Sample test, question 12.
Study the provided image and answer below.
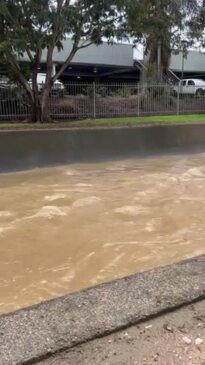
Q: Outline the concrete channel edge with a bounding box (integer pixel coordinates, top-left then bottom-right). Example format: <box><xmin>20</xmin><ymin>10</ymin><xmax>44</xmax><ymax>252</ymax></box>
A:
<box><xmin>2</xmin><ymin>124</ymin><xmax>205</xmax><ymax>172</ymax></box>
<box><xmin>0</xmin><ymin>255</ymin><xmax>205</xmax><ymax>365</ymax></box>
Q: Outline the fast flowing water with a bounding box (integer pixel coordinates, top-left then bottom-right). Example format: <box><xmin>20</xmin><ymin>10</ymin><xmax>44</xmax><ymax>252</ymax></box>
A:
<box><xmin>0</xmin><ymin>154</ymin><xmax>205</xmax><ymax>314</ymax></box>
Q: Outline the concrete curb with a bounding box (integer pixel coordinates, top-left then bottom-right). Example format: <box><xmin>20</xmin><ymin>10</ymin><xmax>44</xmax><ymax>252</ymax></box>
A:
<box><xmin>0</xmin><ymin>255</ymin><xmax>205</xmax><ymax>364</ymax></box>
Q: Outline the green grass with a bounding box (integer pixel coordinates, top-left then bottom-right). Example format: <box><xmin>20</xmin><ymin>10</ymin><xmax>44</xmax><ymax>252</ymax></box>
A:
<box><xmin>1</xmin><ymin>114</ymin><xmax>205</xmax><ymax>130</ymax></box>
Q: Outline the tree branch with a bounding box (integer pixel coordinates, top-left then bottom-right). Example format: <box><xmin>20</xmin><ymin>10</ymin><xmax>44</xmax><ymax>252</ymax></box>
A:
<box><xmin>5</xmin><ymin>51</ymin><xmax>33</xmax><ymax>101</ymax></box>
<box><xmin>52</xmin><ymin>43</ymin><xmax>79</xmax><ymax>82</ymax></box>
<box><xmin>78</xmin><ymin>41</ymin><xmax>93</xmax><ymax>50</ymax></box>
<box><xmin>24</xmin><ymin>45</ymin><xmax>34</xmax><ymax>63</ymax></box>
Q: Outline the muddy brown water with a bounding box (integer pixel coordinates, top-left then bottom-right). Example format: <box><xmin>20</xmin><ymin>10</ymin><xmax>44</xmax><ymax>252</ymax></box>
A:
<box><xmin>0</xmin><ymin>154</ymin><xmax>205</xmax><ymax>314</ymax></box>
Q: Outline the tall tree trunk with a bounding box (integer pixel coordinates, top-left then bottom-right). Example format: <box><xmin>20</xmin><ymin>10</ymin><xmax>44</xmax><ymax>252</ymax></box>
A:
<box><xmin>38</xmin><ymin>45</ymin><xmax>54</xmax><ymax>123</ymax></box>
<box><xmin>30</xmin><ymin>93</ymin><xmax>41</xmax><ymax>122</ymax></box>
<box><xmin>29</xmin><ymin>49</ymin><xmax>43</xmax><ymax>122</ymax></box>
<box><xmin>28</xmin><ymin>89</ymin><xmax>51</xmax><ymax>123</ymax></box>
<box><xmin>40</xmin><ymin>85</ymin><xmax>52</xmax><ymax>122</ymax></box>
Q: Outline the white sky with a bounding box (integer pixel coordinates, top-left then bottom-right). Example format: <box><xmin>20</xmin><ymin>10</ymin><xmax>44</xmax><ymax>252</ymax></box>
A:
<box><xmin>133</xmin><ymin>45</ymin><xmax>144</xmax><ymax>60</ymax></box>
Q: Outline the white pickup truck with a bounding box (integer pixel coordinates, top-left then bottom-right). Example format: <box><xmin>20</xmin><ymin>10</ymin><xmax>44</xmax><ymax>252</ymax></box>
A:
<box><xmin>173</xmin><ymin>79</ymin><xmax>205</xmax><ymax>96</ymax></box>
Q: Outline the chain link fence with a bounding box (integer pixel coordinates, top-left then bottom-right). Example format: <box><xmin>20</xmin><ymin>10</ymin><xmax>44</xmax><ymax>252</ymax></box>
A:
<box><xmin>0</xmin><ymin>82</ymin><xmax>205</xmax><ymax>121</ymax></box>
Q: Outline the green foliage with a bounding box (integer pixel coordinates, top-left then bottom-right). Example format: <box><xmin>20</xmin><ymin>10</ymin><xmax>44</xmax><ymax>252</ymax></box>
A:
<box><xmin>0</xmin><ymin>2</ymin><xmax>119</xmax><ymax>74</ymax></box>
<box><xmin>187</xmin><ymin>1</ymin><xmax>205</xmax><ymax>48</ymax></box>
<box><xmin>0</xmin><ymin>0</ymin><xmax>202</xmax><ymax>121</ymax></box>
<box><xmin>0</xmin><ymin>85</ymin><xmax>22</xmax><ymax>101</ymax></box>
<box><xmin>124</xmin><ymin>0</ymin><xmax>198</xmax><ymax>80</ymax></box>
<box><xmin>115</xmin><ymin>85</ymin><xmax>130</xmax><ymax>97</ymax></box>
<box><xmin>144</xmin><ymin>64</ymin><xmax>159</xmax><ymax>84</ymax></box>
<box><xmin>8</xmin><ymin>64</ymin><xmax>31</xmax><ymax>82</ymax></box>
<box><xmin>0</xmin><ymin>0</ymin><xmax>123</xmax><ymax>120</ymax></box>
<box><xmin>0</xmin><ymin>0</ymin><xmax>121</xmax><ymax>59</ymax></box>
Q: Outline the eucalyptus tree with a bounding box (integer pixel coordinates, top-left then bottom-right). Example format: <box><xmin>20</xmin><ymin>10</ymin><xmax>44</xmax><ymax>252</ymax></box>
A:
<box><xmin>0</xmin><ymin>0</ymin><xmax>122</xmax><ymax>122</ymax></box>
<box><xmin>124</xmin><ymin>0</ymin><xmax>198</xmax><ymax>82</ymax></box>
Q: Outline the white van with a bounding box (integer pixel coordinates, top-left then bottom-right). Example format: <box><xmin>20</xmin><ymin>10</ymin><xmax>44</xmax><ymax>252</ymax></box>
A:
<box><xmin>28</xmin><ymin>73</ymin><xmax>64</xmax><ymax>93</ymax></box>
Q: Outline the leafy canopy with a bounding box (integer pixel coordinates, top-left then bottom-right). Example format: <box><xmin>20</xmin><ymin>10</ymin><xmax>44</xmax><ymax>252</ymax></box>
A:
<box><xmin>0</xmin><ymin>0</ymin><xmax>121</xmax><ymax>81</ymax></box>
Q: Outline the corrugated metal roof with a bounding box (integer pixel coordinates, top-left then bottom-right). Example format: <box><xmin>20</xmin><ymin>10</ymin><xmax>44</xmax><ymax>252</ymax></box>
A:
<box><xmin>21</xmin><ymin>40</ymin><xmax>205</xmax><ymax>74</ymax></box>
<box><xmin>21</xmin><ymin>39</ymin><xmax>133</xmax><ymax>67</ymax></box>
<box><xmin>170</xmin><ymin>50</ymin><xmax>205</xmax><ymax>72</ymax></box>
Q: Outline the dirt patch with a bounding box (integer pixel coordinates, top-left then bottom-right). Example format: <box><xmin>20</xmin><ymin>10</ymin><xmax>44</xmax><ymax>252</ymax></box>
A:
<box><xmin>37</xmin><ymin>300</ymin><xmax>205</xmax><ymax>365</ymax></box>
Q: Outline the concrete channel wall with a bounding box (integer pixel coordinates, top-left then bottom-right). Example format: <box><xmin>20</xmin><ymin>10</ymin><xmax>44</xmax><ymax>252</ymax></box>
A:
<box><xmin>1</xmin><ymin>125</ymin><xmax>205</xmax><ymax>364</ymax></box>
<box><xmin>1</xmin><ymin>124</ymin><xmax>205</xmax><ymax>172</ymax></box>
<box><xmin>0</xmin><ymin>255</ymin><xmax>205</xmax><ymax>365</ymax></box>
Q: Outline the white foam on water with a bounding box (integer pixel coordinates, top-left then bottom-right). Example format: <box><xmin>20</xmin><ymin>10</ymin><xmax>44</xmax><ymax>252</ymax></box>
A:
<box><xmin>0</xmin><ymin>211</ymin><xmax>13</xmax><ymax>218</ymax></box>
<box><xmin>29</xmin><ymin>206</ymin><xmax>70</xmax><ymax>219</ymax></box>
<box><xmin>103</xmin><ymin>241</ymin><xmax>139</xmax><ymax>248</ymax></box>
<box><xmin>61</xmin><ymin>271</ymin><xmax>76</xmax><ymax>282</ymax></box>
<box><xmin>75</xmin><ymin>183</ymin><xmax>93</xmax><ymax>187</ymax></box>
<box><xmin>51</xmin><ymin>264</ymin><xmax>71</xmax><ymax>273</ymax></box>
<box><xmin>145</xmin><ymin>219</ymin><xmax>160</xmax><ymax>232</ymax></box>
<box><xmin>135</xmin><ymin>189</ymin><xmax>158</xmax><ymax>199</ymax></box>
<box><xmin>181</xmin><ymin>167</ymin><xmax>205</xmax><ymax>180</ymax></box>
<box><xmin>114</xmin><ymin>205</ymin><xmax>146</xmax><ymax>216</ymax></box>
<box><xmin>72</xmin><ymin>196</ymin><xmax>102</xmax><ymax>208</ymax></box>
<box><xmin>90</xmin><ymin>253</ymin><xmax>126</xmax><ymax>285</ymax></box>
<box><xmin>65</xmin><ymin>169</ymin><xmax>79</xmax><ymax>176</ymax></box>
<box><xmin>0</xmin><ymin>225</ymin><xmax>13</xmax><ymax>235</ymax></box>
<box><xmin>188</xmin><ymin>167</ymin><xmax>205</xmax><ymax>177</ymax></box>
<box><xmin>168</xmin><ymin>176</ymin><xmax>178</xmax><ymax>183</ymax></box>
<box><xmin>44</xmin><ymin>194</ymin><xmax>66</xmax><ymax>202</ymax></box>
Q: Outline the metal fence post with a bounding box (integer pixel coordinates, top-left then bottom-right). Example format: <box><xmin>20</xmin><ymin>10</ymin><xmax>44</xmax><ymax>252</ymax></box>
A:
<box><xmin>93</xmin><ymin>81</ymin><xmax>96</xmax><ymax>119</ymax></box>
<box><xmin>137</xmin><ymin>83</ymin><xmax>140</xmax><ymax>116</ymax></box>
<box><xmin>177</xmin><ymin>83</ymin><xmax>180</xmax><ymax>115</ymax></box>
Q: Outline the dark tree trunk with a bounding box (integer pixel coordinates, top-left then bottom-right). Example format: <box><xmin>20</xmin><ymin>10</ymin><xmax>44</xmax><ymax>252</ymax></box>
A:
<box><xmin>41</xmin><ymin>83</ymin><xmax>53</xmax><ymax>123</ymax></box>
<box><xmin>30</xmin><ymin>95</ymin><xmax>42</xmax><ymax>123</ymax></box>
<box><xmin>27</xmin><ymin>74</ymin><xmax>52</xmax><ymax>123</ymax></box>
<box><xmin>29</xmin><ymin>92</ymin><xmax>52</xmax><ymax>123</ymax></box>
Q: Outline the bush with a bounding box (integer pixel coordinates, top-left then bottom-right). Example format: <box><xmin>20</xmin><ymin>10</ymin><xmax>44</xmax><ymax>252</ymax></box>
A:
<box><xmin>0</xmin><ymin>85</ymin><xmax>23</xmax><ymax>101</ymax></box>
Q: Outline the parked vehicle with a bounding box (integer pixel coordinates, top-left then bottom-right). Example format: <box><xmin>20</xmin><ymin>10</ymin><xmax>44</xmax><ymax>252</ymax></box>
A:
<box><xmin>28</xmin><ymin>73</ymin><xmax>64</xmax><ymax>94</ymax></box>
<box><xmin>173</xmin><ymin>79</ymin><xmax>205</xmax><ymax>97</ymax></box>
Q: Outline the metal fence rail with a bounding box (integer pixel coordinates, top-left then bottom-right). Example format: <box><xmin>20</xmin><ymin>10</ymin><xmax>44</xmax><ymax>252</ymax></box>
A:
<box><xmin>0</xmin><ymin>82</ymin><xmax>205</xmax><ymax>121</ymax></box>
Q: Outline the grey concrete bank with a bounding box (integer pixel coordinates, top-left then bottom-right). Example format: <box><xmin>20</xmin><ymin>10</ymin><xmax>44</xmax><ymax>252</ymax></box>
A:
<box><xmin>1</xmin><ymin>124</ymin><xmax>205</xmax><ymax>172</ymax></box>
<box><xmin>0</xmin><ymin>255</ymin><xmax>205</xmax><ymax>365</ymax></box>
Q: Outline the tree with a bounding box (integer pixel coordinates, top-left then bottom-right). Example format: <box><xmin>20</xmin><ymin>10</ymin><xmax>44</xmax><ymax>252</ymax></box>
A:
<box><xmin>188</xmin><ymin>0</ymin><xmax>205</xmax><ymax>47</ymax></box>
<box><xmin>0</xmin><ymin>0</ymin><xmax>121</xmax><ymax>122</ymax></box>
<box><xmin>124</xmin><ymin>0</ymin><xmax>198</xmax><ymax>82</ymax></box>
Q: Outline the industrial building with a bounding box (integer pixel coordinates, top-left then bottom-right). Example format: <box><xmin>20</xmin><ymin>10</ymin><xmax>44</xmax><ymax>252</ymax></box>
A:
<box><xmin>1</xmin><ymin>38</ymin><xmax>205</xmax><ymax>83</ymax></box>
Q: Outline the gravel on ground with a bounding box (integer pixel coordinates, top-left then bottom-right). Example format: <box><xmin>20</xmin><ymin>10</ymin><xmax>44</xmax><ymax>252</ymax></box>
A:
<box><xmin>37</xmin><ymin>300</ymin><xmax>205</xmax><ymax>365</ymax></box>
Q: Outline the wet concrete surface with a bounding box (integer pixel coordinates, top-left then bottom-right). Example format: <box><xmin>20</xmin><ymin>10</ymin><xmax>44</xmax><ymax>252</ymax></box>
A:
<box><xmin>1</xmin><ymin>124</ymin><xmax>205</xmax><ymax>173</ymax></box>
<box><xmin>37</xmin><ymin>300</ymin><xmax>205</xmax><ymax>365</ymax></box>
<box><xmin>0</xmin><ymin>255</ymin><xmax>204</xmax><ymax>365</ymax></box>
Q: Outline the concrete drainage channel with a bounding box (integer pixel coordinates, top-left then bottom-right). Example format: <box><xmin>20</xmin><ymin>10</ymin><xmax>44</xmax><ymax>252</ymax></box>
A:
<box><xmin>1</xmin><ymin>125</ymin><xmax>205</xmax><ymax>364</ymax></box>
<box><xmin>0</xmin><ymin>255</ymin><xmax>205</xmax><ymax>365</ymax></box>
